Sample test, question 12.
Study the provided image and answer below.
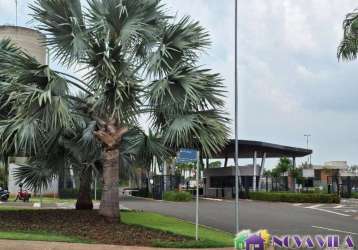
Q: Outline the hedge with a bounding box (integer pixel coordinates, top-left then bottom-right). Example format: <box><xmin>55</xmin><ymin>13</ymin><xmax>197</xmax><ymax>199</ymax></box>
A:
<box><xmin>163</xmin><ymin>191</ymin><xmax>192</xmax><ymax>202</ymax></box>
<box><xmin>59</xmin><ymin>188</ymin><xmax>102</xmax><ymax>200</ymax></box>
<box><xmin>248</xmin><ymin>192</ymin><xmax>340</xmax><ymax>203</ymax></box>
<box><xmin>132</xmin><ymin>188</ymin><xmax>152</xmax><ymax>198</ymax></box>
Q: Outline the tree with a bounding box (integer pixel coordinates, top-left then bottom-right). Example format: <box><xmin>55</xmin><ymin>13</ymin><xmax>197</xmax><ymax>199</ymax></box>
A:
<box><xmin>276</xmin><ymin>157</ymin><xmax>292</xmax><ymax>175</ymax></box>
<box><xmin>209</xmin><ymin>161</ymin><xmax>221</xmax><ymax>168</ymax></box>
<box><xmin>0</xmin><ymin>0</ymin><xmax>228</xmax><ymax>221</ymax></box>
<box><xmin>338</xmin><ymin>8</ymin><xmax>358</xmax><ymax>60</ymax></box>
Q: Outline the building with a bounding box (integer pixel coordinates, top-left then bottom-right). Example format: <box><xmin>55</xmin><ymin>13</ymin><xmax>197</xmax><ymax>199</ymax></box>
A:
<box><xmin>203</xmin><ymin>139</ymin><xmax>312</xmax><ymax>199</ymax></box>
<box><xmin>0</xmin><ymin>25</ymin><xmax>46</xmax><ymax>64</ymax></box>
<box><xmin>302</xmin><ymin>161</ymin><xmax>358</xmax><ymax>195</ymax></box>
<box><xmin>0</xmin><ymin>26</ymin><xmax>55</xmax><ymax>195</ymax></box>
<box><xmin>8</xmin><ymin>157</ymin><xmax>59</xmax><ymax>196</ymax></box>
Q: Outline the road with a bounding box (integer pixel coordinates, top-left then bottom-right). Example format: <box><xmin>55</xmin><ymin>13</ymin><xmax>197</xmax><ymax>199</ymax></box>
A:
<box><xmin>120</xmin><ymin>196</ymin><xmax>358</xmax><ymax>241</ymax></box>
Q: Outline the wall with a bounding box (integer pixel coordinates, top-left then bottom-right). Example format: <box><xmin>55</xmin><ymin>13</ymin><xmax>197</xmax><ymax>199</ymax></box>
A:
<box><xmin>0</xmin><ymin>26</ymin><xmax>46</xmax><ymax>64</ymax></box>
<box><xmin>8</xmin><ymin>159</ymin><xmax>58</xmax><ymax>196</ymax></box>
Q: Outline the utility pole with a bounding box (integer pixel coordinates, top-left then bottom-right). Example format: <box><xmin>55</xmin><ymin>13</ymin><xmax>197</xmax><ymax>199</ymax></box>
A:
<box><xmin>304</xmin><ymin>134</ymin><xmax>311</xmax><ymax>165</ymax></box>
<box><xmin>234</xmin><ymin>0</ymin><xmax>240</xmax><ymax>234</ymax></box>
<box><xmin>15</xmin><ymin>0</ymin><xmax>18</xmax><ymax>27</ymax></box>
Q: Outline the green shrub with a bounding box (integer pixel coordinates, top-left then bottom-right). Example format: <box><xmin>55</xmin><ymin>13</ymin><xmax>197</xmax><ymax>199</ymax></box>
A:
<box><xmin>164</xmin><ymin>191</ymin><xmax>192</xmax><ymax>202</ymax></box>
<box><xmin>132</xmin><ymin>188</ymin><xmax>152</xmax><ymax>198</ymax></box>
<box><xmin>351</xmin><ymin>192</ymin><xmax>358</xmax><ymax>199</ymax></box>
<box><xmin>249</xmin><ymin>192</ymin><xmax>340</xmax><ymax>203</ymax></box>
<box><xmin>59</xmin><ymin>188</ymin><xmax>102</xmax><ymax>200</ymax></box>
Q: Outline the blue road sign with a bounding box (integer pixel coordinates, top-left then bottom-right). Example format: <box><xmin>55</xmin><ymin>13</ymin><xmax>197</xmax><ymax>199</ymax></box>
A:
<box><xmin>176</xmin><ymin>148</ymin><xmax>198</xmax><ymax>163</ymax></box>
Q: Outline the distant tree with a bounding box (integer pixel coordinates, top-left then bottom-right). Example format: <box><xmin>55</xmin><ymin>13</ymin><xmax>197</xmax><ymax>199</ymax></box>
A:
<box><xmin>276</xmin><ymin>157</ymin><xmax>293</xmax><ymax>175</ymax></box>
<box><xmin>209</xmin><ymin>161</ymin><xmax>221</xmax><ymax>168</ymax></box>
<box><xmin>338</xmin><ymin>8</ymin><xmax>358</xmax><ymax>60</ymax></box>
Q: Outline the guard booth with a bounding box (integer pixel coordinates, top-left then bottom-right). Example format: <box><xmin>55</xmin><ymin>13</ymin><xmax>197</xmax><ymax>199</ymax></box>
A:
<box><xmin>203</xmin><ymin>139</ymin><xmax>312</xmax><ymax>199</ymax></box>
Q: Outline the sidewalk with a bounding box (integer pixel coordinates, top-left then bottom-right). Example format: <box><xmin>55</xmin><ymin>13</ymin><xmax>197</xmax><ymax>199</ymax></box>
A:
<box><xmin>0</xmin><ymin>240</ymin><xmax>234</xmax><ymax>250</ymax></box>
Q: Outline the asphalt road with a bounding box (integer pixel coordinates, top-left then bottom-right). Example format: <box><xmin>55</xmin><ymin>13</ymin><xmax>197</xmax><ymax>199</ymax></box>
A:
<box><xmin>120</xmin><ymin>196</ymin><xmax>358</xmax><ymax>241</ymax></box>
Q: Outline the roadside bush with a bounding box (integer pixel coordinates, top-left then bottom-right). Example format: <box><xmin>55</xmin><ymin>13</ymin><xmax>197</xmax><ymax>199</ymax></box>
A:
<box><xmin>249</xmin><ymin>192</ymin><xmax>340</xmax><ymax>203</ymax></box>
<box><xmin>132</xmin><ymin>188</ymin><xmax>152</xmax><ymax>198</ymax></box>
<box><xmin>163</xmin><ymin>191</ymin><xmax>192</xmax><ymax>202</ymax></box>
<box><xmin>59</xmin><ymin>188</ymin><xmax>102</xmax><ymax>200</ymax></box>
<box><xmin>351</xmin><ymin>192</ymin><xmax>358</xmax><ymax>199</ymax></box>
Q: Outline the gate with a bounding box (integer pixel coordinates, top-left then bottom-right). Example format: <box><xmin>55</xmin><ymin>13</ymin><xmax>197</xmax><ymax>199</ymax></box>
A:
<box><xmin>152</xmin><ymin>175</ymin><xmax>181</xmax><ymax>200</ymax></box>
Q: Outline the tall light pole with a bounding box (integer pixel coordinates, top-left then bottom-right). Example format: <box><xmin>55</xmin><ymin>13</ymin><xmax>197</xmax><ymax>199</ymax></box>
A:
<box><xmin>15</xmin><ymin>0</ymin><xmax>18</xmax><ymax>27</ymax></box>
<box><xmin>304</xmin><ymin>134</ymin><xmax>311</xmax><ymax>165</ymax></box>
<box><xmin>234</xmin><ymin>0</ymin><xmax>240</xmax><ymax>234</ymax></box>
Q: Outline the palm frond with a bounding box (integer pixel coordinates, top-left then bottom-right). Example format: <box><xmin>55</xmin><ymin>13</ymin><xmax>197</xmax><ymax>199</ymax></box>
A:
<box><xmin>30</xmin><ymin>0</ymin><xmax>88</xmax><ymax>65</ymax></box>
<box><xmin>163</xmin><ymin>110</ymin><xmax>230</xmax><ymax>157</ymax></box>
<box><xmin>338</xmin><ymin>8</ymin><xmax>358</xmax><ymax>60</ymax></box>
<box><xmin>147</xmin><ymin>16</ymin><xmax>210</xmax><ymax>77</ymax></box>
<box><xmin>13</xmin><ymin>159</ymin><xmax>57</xmax><ymax>193</ymax></box>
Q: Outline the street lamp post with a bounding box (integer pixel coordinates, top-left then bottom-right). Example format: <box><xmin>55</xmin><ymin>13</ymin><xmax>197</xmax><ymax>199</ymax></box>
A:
<box><xmin>234</xmin><ymin>0</ymin><xmax>240</xmax><ymax>234</ymax></box>
<box><xmin>304</xmin><ymin>134</ymin><xmax>311</xmax><ymax>165</ymax></box>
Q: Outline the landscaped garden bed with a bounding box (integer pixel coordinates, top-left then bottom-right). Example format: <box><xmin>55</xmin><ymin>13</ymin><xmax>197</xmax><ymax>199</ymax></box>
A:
<box><xmin>0</xmin><ymin>209</ymin><xmax>234</xmax><ymax>248</ymax></box>
<box><xmin>248</xmin><ymin>192</ymin><xmax>340</xmax><ymax>203</ymax></box>
<box><xmin>163</xmin><ymin>191</ymin><xmax>192</xmax><ymax>202</ymax></box>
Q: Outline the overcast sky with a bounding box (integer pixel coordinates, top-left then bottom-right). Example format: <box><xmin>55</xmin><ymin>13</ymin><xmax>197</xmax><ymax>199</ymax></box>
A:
<box><xmin>1</xmin><ymin>0</ymin><xmax>358</xmax><ymax>168</ymax></box>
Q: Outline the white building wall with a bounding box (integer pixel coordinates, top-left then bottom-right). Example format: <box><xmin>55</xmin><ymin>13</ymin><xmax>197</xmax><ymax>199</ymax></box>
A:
<box><xmin>8</xmin><ymin>162</ymin><xmax>59</xmax><ymax>196</ymax></box>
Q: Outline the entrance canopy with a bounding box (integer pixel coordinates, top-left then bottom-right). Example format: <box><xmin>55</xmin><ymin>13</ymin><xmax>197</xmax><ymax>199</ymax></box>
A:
<box><xmin>212</xmin><ymin>139</ymin><xmax>312</xmax><ymax>159</ymax></box>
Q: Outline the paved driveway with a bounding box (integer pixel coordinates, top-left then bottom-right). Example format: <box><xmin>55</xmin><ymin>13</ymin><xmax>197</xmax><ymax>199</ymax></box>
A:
<box><xmin>120</xmin><ymin>196</ymin><xmax>358</xmax><ymax>241</ymax></box>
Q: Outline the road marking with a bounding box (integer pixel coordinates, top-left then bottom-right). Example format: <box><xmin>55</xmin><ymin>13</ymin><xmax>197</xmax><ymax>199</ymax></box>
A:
<box><xmin>344</xmin><ymin>210</ymin><xmax>357</xmax><ymax>213</ymax></box>
<box><xmin>312</xmin><ymin>226</ymin><xmax>358</xmax><ymax>235</ymax></box>
<box><xmin>333</xmin><ymin>205</ymin><xmax>343</xmax><ymax>209</ymax></box>
<box><xmin>304</xmin><ymin>204</ymin><xmax>351</xmax><ymax>217</ymax></box>
<box><xmin>293</xmin><ymin>203</ymin><xmax>303</xmax><ymax>206</ymax></box>
<box><xmin>305</xmin><ymin>204</ymin><xmax>323</xmax><ymax>209</ymax></box>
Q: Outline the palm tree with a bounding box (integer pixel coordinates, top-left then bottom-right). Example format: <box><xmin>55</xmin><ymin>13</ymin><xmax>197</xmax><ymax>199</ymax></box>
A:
<box><xmin>0</xmin><ymin>0</ymin><xmax>229</xmax><ymax>221</ymax></box>
<box><xmin>338</xmin><ymin>8</ymin><xmax>358</xmax><ymax>60</ymax></box>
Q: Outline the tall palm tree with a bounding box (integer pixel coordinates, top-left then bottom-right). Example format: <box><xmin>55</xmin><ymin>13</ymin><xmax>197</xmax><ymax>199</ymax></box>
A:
<box><xmin>0</xmin><ymin>0</ymin><xmax>229</xmax><ymax>221</ymax></box>
<box><xmin>338</xmin><ymin>8</ymin><xmax>358</xmax><ymax>60</ymax></box>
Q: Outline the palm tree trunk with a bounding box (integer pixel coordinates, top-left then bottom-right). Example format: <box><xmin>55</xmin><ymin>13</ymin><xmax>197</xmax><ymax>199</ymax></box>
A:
<box><xmin>76</xmin><ymin>166</ymin><xmax>93</xmax><ymax>210</ymax></box>
<box><xmin>99</xmin><ymin>149</ymin><xmax>120</xmax><ymax>222</ymax></box>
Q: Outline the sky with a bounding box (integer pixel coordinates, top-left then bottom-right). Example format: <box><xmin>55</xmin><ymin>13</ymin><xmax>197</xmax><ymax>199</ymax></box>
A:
<box><xmin>1</xmin><ymin>0</ymin><xmax>358</xmax><ymax>168</ymax></box>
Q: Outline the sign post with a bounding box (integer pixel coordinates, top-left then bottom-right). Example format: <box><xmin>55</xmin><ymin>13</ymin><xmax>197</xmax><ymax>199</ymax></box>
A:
<box><xmin>195</xmin><ymin>150</ymin><xmax>200</xmax><ymax>241</ymax></box>
<box><xmin>176</xmin><ymin>148</ymin><xmax>200</xmax><ymax>241</ymax></box>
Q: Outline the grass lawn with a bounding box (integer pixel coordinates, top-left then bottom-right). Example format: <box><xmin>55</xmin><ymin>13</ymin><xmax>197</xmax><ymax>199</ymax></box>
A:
<box><xmin>0</xmin><ymin>231</ymin><xmax>87</xmax><ymax>243</ymax></box>
<box><xmin>0</xmin><ymin>208</ymin><xmax>234</xmax><ymax>248</ymax></box>
<box><xmin>8</xmin><ymin>195</ymin><xmax>77</xmax><ymax>204</ymax></box>
<box><xmin>121</xmin><ymin>211</ymin><xmax>234</xmax><ymax>248</ymax></box>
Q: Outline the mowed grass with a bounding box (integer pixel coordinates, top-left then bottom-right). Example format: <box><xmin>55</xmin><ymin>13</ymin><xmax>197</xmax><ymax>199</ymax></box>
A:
<box><xmin>8</xmin><ymin>195</ymin><xmax>77</xmax><ymax>204</ymax></box>
<box><xmin>0</xmin><ymin>231</ymin><xmax>87</xmax><ymax>243</ymax></box>
<box><xmin>121</xmin><ymin>211</ymin><xmax>234</xmax><ymax>248</ymax></box>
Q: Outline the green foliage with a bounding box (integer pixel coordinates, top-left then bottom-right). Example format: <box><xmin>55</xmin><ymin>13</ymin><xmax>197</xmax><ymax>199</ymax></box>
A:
<box><xmin>0</xmin><ymin>165</ymin><xmax>5</xmax><ymax>187</ymax></box>
<box><xmin>209</xmin><ymin>161</ymin><xmax>221</xmax><ymax>168</ymax></box>
<box><xmin>132</xmin><ymin>188</ymin><xmax>152</xmax><ymax>198</ymax></box>
<box><xmin>121</xmin><ymin>211</ymin><xmax>234</xmax><ymax>247</ymax></box>
<box><xmin>338</xmin><ymin>8</ymin><xmax>358</xmax><ymax>60</ymax></box>
<box><xmin>0</xmin><ymin>0</ymin><xmax>229</xmax><ymax>164</ymax></box>
<box><xmin>58</xmin><ymin>188</ymin><xmax>102</xmax><ymax>200</ymax></box>
<box><xmin>276</xmin><ymin>157</ymin><xmax>292</xmax><ymax>174</ymax></box>
<box><xmin>351</xmin><ymin>192</ymin><xmax>358</xmax><ymax>199</ymax></box>
<box><xmin>0</xmin><ymin>231</ymin><xmax>88</xmax><ymax>243</ymax></box>
<box><xmin>13</xmin><ymin>160</ymin><xmax>56</xmax><ymax>193</ymax></box>
<box><xmin>163</xmin><ymin>191</ymin><xmax>192</xmax><ymax>202</ymax></box>
<box><xmin>249</xmin><ymin>192</ymin><xmax>340</xmax><ymax>203</ymax></box>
